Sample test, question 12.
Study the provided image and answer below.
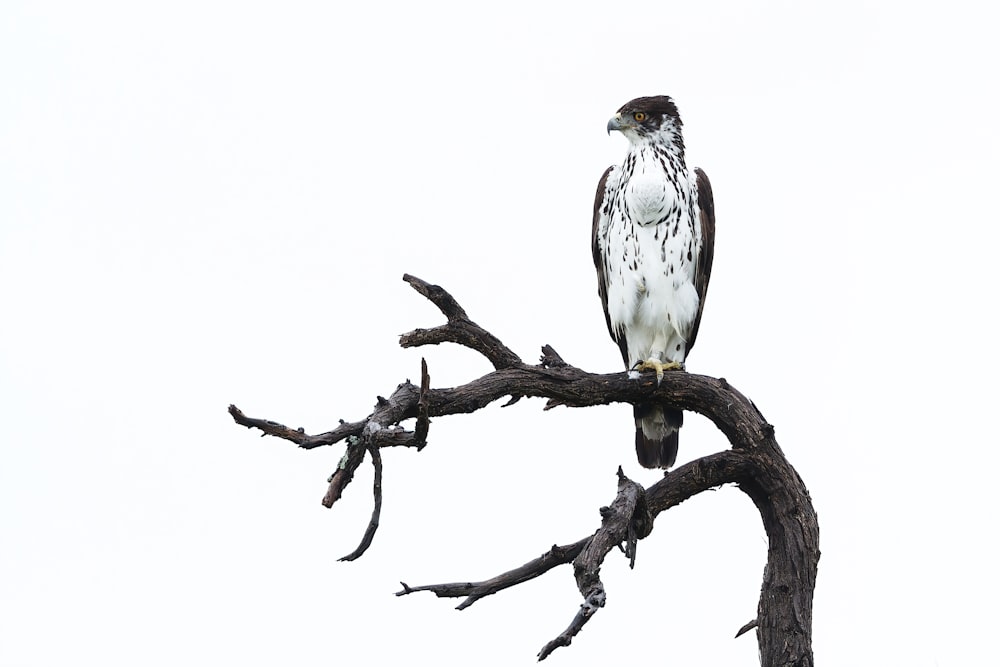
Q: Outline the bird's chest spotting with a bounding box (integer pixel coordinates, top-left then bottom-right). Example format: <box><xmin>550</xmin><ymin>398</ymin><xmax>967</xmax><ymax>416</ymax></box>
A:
<box><xmin>602</xmin><ymin>161</ymin><xmax>698</xmax><ymax>335</ymax></box>
<box><xmin>622</xmin><ymin>167</ymin><xmax>680</xmax><ymax>227</ymax></box>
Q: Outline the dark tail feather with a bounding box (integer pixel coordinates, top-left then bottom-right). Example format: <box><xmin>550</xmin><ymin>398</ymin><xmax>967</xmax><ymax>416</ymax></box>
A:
<box><xmin>634</xmin><ymin>403</ymin><xmax>682</xmax><ymax>469</ymax></box>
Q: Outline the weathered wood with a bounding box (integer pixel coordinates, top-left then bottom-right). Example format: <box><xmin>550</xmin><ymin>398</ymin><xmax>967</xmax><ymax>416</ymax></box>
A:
<box><xmin>229</xmin><ymin>274</ymin><xmax>819</xmax><ymax>666</ymax></box>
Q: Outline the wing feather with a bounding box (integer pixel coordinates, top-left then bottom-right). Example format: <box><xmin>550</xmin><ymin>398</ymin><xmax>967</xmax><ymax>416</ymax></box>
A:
<box><xmin>686</xmin><ymin>167</ymin><xmax>715</xmax><ymax>353</ymax></box>
<box><xmin>592</xmin><ymin>166</ymin><xmax>629</xmax><ymax>366</ymax></box>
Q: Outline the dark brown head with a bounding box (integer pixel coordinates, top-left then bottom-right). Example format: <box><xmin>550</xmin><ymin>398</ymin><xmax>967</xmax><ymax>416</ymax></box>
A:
<box><xmin>606</xmin><ymin>96</ymin><xmax>684</xmax><ymax>151</ymax></box>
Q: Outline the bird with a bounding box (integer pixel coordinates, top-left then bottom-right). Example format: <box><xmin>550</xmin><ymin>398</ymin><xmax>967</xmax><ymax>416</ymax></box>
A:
<box><xmin>591</xmin><ymin>96</ymin><xmax>715</xmax><ymax>469</ymax></box>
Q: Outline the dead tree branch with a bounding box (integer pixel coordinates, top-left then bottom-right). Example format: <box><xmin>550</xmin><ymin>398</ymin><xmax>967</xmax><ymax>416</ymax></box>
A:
<box><xmin>229</xmin><ymin>274</ymin><xmax>819</xmax><ymax>666</ymax></box>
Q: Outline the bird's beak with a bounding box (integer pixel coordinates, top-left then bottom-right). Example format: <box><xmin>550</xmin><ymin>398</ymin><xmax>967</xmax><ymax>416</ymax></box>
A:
<box><xmin>607</xmin><ymin>115</ymin><xmax>623</xmax><ymax>135</ymax></box>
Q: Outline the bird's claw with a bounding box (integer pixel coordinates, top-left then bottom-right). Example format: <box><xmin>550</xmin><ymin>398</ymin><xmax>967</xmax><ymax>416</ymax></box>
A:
<box><xmin>631</xmin><ymin>359</ymin><xmax>683</xmax><ymax>385</ymax></box>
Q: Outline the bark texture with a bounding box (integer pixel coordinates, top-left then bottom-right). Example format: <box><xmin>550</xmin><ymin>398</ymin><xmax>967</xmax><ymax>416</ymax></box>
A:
<box><xmin>229</xmin><ymin>274</ymin><xmax>820</xmax><ymax>665</ymax></box>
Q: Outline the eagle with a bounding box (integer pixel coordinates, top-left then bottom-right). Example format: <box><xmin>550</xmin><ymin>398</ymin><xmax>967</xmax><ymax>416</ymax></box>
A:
<box><xmin>592</xmin><ymin>96</ymin><xmax>716</xmax><ymax>469</ymax></box>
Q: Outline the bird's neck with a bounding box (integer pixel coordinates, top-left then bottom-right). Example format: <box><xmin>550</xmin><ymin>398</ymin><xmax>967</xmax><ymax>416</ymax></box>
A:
<box><xmin>628</xmin><ymin>137</ymin><xmax>687</xmax><ymax>174</ymax></box>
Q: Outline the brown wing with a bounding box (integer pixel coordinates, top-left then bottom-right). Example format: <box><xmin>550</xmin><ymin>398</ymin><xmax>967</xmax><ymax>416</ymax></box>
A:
<box><xmin>685</xmin><ymin>167</ymin><xmax>716</xmax><ymax>354</ymax></box>
<box><xmin>592</xmin><ymin>166</ymin><xmax>629</xmax><ymax>366</ymax></box>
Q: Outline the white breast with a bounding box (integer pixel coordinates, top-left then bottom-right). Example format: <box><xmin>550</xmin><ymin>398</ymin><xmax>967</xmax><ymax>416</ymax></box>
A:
<box><xmin>600</xmin><ymin>150</ymin><xmax>701</xmax><ymax>367</ymax></box>
<box><xmin>625</xmin><ymin>170</ymin><xmax>676</xmax><ymax>226</ymax></box>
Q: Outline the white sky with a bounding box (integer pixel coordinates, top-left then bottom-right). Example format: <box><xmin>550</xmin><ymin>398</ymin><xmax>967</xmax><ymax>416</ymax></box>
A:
<box><xmin>2</xmin><ymin>1</ymin><xmax>998</xmax><ymax>665</ymax></box>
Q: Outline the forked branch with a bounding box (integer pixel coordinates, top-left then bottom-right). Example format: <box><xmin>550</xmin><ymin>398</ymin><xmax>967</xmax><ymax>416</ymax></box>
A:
<box><xmin>229</xmin><ymin>274</ymin><xmax>819</xmax><ymax>666</ymax></box>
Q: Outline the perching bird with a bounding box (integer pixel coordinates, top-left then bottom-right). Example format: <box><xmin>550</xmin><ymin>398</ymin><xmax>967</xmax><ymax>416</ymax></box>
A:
<box><xmin>592</xmin><ymin>96</ymin><xmax>715</xmax><ymax>469</ymax></box>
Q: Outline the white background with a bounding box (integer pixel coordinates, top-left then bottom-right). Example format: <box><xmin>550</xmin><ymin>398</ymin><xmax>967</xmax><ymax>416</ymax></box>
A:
<box><xmin>2</xmin><ymin>1</ymin><xmax>997</xmax><ymax>664</ymax></box>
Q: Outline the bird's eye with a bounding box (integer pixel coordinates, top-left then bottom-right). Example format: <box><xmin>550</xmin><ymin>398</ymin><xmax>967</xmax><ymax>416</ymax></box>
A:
<box><xmin>633</xmin><ymin>112</ymin><xmax>646</xmax><ymax>122</ymax></box>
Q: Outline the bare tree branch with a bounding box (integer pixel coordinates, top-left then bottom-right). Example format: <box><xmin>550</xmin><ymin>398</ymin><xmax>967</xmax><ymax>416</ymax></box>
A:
<box><xmin>393</xmin><ymin>451</ymin><xmax>746</xmax><ymax>608</ymax></box>
<box><xmin>736</xmin><ymin>619</ymin><xmax>759</xmax><ymax>638</ymax></box>
<box><xmin>536</xmin><ymin>467</ymin><xmax>649</xmax><ymax>660</ymax></box>
<box><xmin>413</xmin><ymin>358</ymin><xmax>430</xmax><ymax>450</ymax></box>
<box><xmin>228</xmin><ymin>404</ymin><xmax>365</xmax><ymax>449</ymax></box>
<box><xmin>400</xmin><ymin>274</ymin><xmax>522</xmax><ymax>370</ymax></box>
<box><xmin>229</xmin><ymin>274</ymin><xmax>819</xmax><ymax>666</ymax></box>
<box><xmin>397</xmin><ymin>540</ymin><xmax>589</xmax><ymax>611</ymax></box>
<box><xmin>339</xmin><ymin>441</ymin><xmax>383</xmax><ymax>562</ymax></box>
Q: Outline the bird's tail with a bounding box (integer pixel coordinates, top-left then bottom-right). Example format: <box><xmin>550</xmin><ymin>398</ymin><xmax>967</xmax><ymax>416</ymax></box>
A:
<box><xmin>634</xmin><ymin>403</ymin><xmax>682</xmax><ymax>469</ymax></box>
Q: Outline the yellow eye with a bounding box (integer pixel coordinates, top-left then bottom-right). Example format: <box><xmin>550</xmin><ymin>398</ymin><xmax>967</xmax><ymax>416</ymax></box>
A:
<box><xmin>633</xmin><ymin>112</ymin><xmax>646</xmax><ymax>122</ymax></box>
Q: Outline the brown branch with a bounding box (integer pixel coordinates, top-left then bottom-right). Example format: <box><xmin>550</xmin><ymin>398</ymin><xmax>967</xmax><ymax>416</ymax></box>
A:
<box><xmin>735</xmin><ymin>618</ymin><xmax>759</xmax><ymax>638</ymax></box>
<box><xmin>536</xmin><ymin>468</ymin><xmax>648</xmax><ymax>660</ymax></box>
<box><xmin>229</xmin><ymin>274</ymin><xmax>819</xmax><ymax>666</ymax></box>
<box><xmin>318</xmin><ymin>379</ymin><xmax>424</xmax><ymax>510</ymax></box>
<box><xmin>400</xmin><ymin>274</ymin><xmax>522</xmax><ymax>370</ymax></box>
<box><xmin>539</xmin><ymin>344</ymin><xmax>568</xmax><ymax>368</ymax></box>
<box><xmin>412</xmin><ymin>358</ymin><xmax>430</xmax><ymax>450</ymax></box>
<box><xmin>339</xmin><ymin>442</ymin><xmax>383</xmax><ymax>562</ymax></box>
<box><xmin>397</xmin><ymin>540</ymin><xmax>589</xmax><ymax>610</ymax></box>
<box><xmin>229</xmin><ymin>404</ymin><xmax>365</xmax><ymax>450</ymax></box>
<box><xmin>322</xmin><ymin>435</ymin><xmax>365</xmax><ymax>508</ymax></box>
<box><xmin>394</xmin><ymin>451</ymin><xmax>745</xmax><ymax>610</ymax></box>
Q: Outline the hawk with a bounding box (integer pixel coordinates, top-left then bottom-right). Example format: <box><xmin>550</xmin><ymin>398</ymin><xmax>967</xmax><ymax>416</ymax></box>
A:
<box><xmin>592</xmin><ymin>96</ymin><xmax>716</xmax><ymax>469</ymax></box>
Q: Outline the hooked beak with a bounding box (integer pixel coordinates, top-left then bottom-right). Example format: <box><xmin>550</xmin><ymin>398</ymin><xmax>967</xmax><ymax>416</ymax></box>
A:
<box><xmin>606</xmin><ymin>115</ymin><xmax>623</xmax><ymax>135</ymax></box>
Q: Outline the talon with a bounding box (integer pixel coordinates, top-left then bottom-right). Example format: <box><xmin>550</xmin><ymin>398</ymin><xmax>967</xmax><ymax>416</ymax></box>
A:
<box><xmin>632</xmin><ymin>359</ymin><xmax>683</xmax><ymax>385</ymax></box>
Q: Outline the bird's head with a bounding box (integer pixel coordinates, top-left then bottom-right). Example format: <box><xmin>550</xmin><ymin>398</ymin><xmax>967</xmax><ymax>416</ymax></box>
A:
<box><xmin>607</xmin><ymin>96</ymin><xmax>684</xmax><ymax>151</ymax></box>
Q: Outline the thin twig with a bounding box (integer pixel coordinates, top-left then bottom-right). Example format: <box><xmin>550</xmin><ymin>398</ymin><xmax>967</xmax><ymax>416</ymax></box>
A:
<box><xmin>735</xmin><ymin>618</ymin><xmax>758</xmax><ymax>638</ymax></box>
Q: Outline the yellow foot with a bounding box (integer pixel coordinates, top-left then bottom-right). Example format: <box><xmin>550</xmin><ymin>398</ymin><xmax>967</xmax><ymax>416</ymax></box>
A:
<box><xmin>632</xmin><ymin>359</ymin><xmax>683</xmax><ymax>385</ymax></box>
